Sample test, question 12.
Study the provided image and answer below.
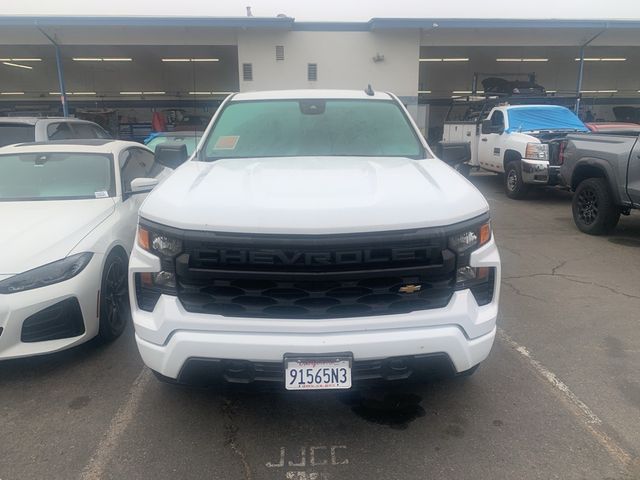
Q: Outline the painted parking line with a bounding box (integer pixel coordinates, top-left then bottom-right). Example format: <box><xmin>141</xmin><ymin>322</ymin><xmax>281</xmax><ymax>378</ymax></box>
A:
<box><xmin>79</xmin><ymin>367</ymin><xmax>152</xmax><ymax>480</ymax></box>
<box><xmin>498</xmin><ymin>328</ymin><xmax>634</xmax><ymax>468</ymax></box>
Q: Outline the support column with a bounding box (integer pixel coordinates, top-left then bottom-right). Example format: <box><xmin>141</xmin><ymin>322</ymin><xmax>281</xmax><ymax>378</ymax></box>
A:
<box><xmin>38</xmin><ymin>28</ymin><xmax>68</xmax><ymax>117</ymax></box>
<box><xmin>575</xmin><ymin>46</ymin><xmax>585</xmax><ymax>114</ymax></box>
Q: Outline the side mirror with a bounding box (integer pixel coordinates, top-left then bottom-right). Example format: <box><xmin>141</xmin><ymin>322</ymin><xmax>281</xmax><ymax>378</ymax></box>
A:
<box><xmin>154</xmin><ymin>142</ymin><xmax>189</xmax><ymax>169</ymax></box>
<box><xmin>129</xmin><ymin>177</ymin><xmax>159</xmax><ymax>194</ymax></box>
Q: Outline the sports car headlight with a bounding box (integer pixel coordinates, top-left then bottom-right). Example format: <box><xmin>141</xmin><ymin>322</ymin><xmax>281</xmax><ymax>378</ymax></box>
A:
<box><xmin>0</xmin><ymin>252</ymin><xmax>93</xmax><ymax>294</ymax></box>
<box><xmin>525</xmin><ymin>143</ymin><xmax>549</xmax><ymax>160</ymax></box>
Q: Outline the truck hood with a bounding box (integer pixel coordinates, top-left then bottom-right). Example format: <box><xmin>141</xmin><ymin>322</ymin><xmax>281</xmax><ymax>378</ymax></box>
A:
<box><xmin>0</xmin><ymin>198</ymin><xmax>115</xmax><ymax>275</ymax></box>
<box><xmin>140</xmin><ymin>156</ymin><xmax>489</xmax><ymax>234</ymax></box>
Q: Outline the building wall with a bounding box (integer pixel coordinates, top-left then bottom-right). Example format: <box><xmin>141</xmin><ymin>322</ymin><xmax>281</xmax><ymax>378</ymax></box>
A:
<box><xmin>236</xmin><ymin>30</ymin><xmax>421</xmax><ymax>98</ymax></box>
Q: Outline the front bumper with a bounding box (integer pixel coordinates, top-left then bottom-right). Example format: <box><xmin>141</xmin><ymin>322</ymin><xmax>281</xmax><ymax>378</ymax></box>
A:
<box><xmin>130</xmin><ymin>237</ymin><xmax>500</xmax><ymax>382</ymax></box>
<box><xmin>0</xmin><ymin>254</ymin><xmax>103</xmax><ymax>360</ymax></box>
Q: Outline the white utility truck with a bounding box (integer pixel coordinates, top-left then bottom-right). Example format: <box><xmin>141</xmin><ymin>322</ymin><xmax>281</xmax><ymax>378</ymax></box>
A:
<box><xmin>440</xmin><ymin>103</ymin><xmax>589</xmax><ymax>199</ymax></box>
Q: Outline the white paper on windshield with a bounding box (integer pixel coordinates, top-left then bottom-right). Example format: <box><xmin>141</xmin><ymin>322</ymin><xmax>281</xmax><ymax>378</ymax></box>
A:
<box><xmin>95</xmin><ymin>191</ymin><xmax>109</xmax><ymax>198</ymax></box>
<box><xmin>213</xmin><ymin>135</ymin><xmax>239</xmax><ymax>150</ymax></box>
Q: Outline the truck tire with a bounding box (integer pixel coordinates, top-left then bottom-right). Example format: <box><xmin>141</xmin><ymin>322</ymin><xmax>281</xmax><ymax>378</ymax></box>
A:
<box><xmin>455</xmin><ymin>163</ymin><xmax>472</xmax><ymax>178</ymax></box>
<box><xmin>504</xmin><ymin>161</ymin><xmax>530</xmax><ymax>199</ymax></box>
<box><xmin>572</xmin><ymin>178</ymin><xmax>620</xmax><ymax>235</ymax></box>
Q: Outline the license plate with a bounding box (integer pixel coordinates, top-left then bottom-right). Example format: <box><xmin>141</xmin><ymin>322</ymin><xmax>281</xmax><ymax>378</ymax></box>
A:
<box><xmin>285</xmin><ymin>356</ymin><xmax>352</xmax><ymax>390</ymax></box>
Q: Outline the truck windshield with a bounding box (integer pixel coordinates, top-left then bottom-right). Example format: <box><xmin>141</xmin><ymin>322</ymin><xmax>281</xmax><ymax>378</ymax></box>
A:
<box><xmin>0</xmin><ymin>152</ymin><xmax>114</xmax><ymax>201</ymax></box>
<box><xmin>506</xmin><ymin>106</ymin><xmax>588</xmax><ymax>133</ymax></box>
<box><xmin>202</xmin><ymin>99</ymin><xmax>427</xmax><ymax>160</ymax></box>
<box><xmin>0</xmin><ymin>124</ymin><xmax>35</xmax><ymax>147</ymax></box>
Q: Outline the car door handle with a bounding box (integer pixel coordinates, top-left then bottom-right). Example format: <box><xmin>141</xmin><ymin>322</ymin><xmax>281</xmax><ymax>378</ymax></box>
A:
<box><xmin>481</xmin><ymin>138</ymin><xmax>488</xmax><ymax>142</ymax></box>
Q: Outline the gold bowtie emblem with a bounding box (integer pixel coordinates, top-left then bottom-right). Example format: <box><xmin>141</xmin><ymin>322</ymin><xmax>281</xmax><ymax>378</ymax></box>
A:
<box><xmin>398</xmin><ymin>284</ymin><xmax>422</xmax><ymax>294</ymax></box>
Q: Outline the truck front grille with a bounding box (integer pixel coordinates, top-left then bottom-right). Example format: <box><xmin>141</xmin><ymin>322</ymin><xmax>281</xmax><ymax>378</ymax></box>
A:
<box><xmin>174</xmin><ymin>228</ymin><xmax>457</xmax><ymax>319</ymax></box>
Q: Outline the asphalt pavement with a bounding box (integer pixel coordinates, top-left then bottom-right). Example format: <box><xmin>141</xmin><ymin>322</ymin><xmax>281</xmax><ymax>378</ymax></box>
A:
<box><xmin>1</xmin><ymin>173</ymin><xmax>639</xmax><ymax>480</ymax></box>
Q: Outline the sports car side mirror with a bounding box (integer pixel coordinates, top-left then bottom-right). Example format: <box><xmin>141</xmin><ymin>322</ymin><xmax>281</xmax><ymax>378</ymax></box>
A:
<box><xmin>129</xmin><ymin>177</ymin><xmax>159</xmax><ymax>194</ymax></box>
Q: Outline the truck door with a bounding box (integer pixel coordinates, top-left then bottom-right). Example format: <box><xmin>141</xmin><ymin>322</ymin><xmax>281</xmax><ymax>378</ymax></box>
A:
<box><xmin>478</xmin><ymin>110</ymin><xmax>505</xmax><ymax>172</ymax></box>
<box><xmin>626</xmin><ymin>136</ymin><xmax>640</xmax><ymax>205</ymax></box>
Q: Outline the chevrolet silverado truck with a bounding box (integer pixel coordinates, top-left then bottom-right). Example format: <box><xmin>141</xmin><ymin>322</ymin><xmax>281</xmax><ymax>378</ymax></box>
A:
<box><xmin>440</xmin><ymin>104</ymin><xmax>588</xmax><ymax>199</ymax></box>
<box><xmin>556</xmin><ymin>132</ymin><xmax>640</xmax><ymax>234</ymax></box>
<box><xmin>128</xmin><ymin>89</ymin><xmax>501</xmax><ymax>390</ymax></box>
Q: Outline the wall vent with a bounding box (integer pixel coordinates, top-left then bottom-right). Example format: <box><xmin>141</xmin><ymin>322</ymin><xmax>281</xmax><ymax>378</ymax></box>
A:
<box><xmin>307</xmin><ymin>63</ymin><xmax>318</xmax><ymax>81</ymax></box>
<box><xmin>275</xmin><ymin>46</ymin><xmax>285</xmax><ymax>61</ymax></box>
<box><xmin>242</xmin><ymin>63</ymin><xmax>253</xmax><ymax>81</ymax></box>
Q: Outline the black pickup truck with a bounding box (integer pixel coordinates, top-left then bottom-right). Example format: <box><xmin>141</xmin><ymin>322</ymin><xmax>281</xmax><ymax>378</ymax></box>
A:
<box><xmin>553</xmin><ymin>133</ymin><xmax>640</xmax><ymax>234</ymax></box>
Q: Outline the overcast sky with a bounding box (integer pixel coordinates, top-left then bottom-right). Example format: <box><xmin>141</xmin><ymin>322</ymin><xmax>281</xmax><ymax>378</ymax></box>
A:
<box><xmin>3</xmin><ymin>0</ymin><xmax>640</xmax><ymax>21</ymax></box>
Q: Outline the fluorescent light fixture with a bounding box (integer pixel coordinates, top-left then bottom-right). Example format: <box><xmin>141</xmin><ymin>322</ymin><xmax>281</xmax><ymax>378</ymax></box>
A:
<box><xmin>120</xmin><ymin>91</ymin><xmax>166</xmax><ymax>95</ymax></box>
<box><xmin>0</xmin><ymin>92</ymin><xmax>25</xmax><ymax>95</ymax></box>
<box><xmin>163</xmin><ymin>58</ymin><xmax>220</xmax><ymax>62</ymax></box>
<box><xmin>189</xmin><ymin>91</ymin><xmax>234</xmax><ymax>95</ymax></box>
<box><xmin>580</xmin><ymin>89</ymin><xmax>618</xmax><ymax>94</ymax></box>
<box><xmin>546</xmin><ymin>90</ymin><xmax>557</xmax><ymax>93</ymax></box>
<box><xmin>574</xmin><ymin>57</ymin><xmax>626</xmax><ymax>61</ymax></box>
<box><xmin>0</xmin><ymin>58</ymin><xmax>9</xmax><ymax>61</ymax></box>
<box><xmin>11</xmin><ymin>58</ymin><xmax>41</xmax><ymax>61</ymax></box>
<box><xmin>50</xmin><ymin>91</ymin><xmax>97</xmax><ymax>95</ymax></box>
<box><xmin>3</xmin><ymin>61</ymin><xmax>33</xmax><ymax>70</ymax></box>
<box><xmin>73</xmin><ymin>57</ymin><xmax>131</xmax><ymax>62</ymax></box>
<box><xmin>419</xmin><ymin>58</ymin><xmax>469</xmax><ymax>62</ymax></box>
<box><xmin>418</xmin><ymin>90</ymin><xmax>432</xmax><ymax>94</ymax></box>
<box><xmin>452</xmin><ymin>90</ymin><xmax>472</xmax><ymax>94</ymax></box>
<box><xmin>496</xmin><ymin>58</ymin><xmax>548</xmax><ymax>62</ymax></box>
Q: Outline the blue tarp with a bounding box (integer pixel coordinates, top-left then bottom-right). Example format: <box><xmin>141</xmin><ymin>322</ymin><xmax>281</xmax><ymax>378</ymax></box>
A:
<box><xmin>506</xmin><ymin>106</ymin><xmax>588</xmax><ymax>133</ymax></box>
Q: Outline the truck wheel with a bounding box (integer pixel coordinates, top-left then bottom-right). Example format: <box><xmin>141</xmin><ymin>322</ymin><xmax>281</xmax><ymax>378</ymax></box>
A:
<box><xmin>455</xmin><ymin>163</ymin><xmax>471</xmax><ymax>178</ymax></box>
<box><xmin>504</xmin><ymin>161</ymin><xmax>530</xmax><ymax>199</ymax></box>
<box><xmin>98</xmin><ymin>250</ymin><xmax>130</xmax><ymax>342</ymax></box>
<box><xmin>572</xmin><ymin>178</ymin><xmax>620</xmax><ymax>235</ymax></box>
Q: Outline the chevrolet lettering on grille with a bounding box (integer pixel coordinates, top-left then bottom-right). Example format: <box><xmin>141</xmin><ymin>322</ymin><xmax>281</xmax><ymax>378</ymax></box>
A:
<box><xmin>200</xmin><ymin>247</ymin><xmax>436</xmax><ymax>266</ymax></box>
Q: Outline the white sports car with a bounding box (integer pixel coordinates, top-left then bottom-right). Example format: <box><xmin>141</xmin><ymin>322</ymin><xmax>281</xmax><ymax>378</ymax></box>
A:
<box><xmin>0</xmin><ymin>139</ymin><xmax>171</xmax><ymax>359</ymax></box>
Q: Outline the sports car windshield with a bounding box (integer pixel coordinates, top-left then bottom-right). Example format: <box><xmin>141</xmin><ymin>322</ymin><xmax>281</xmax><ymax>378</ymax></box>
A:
<box><xmin>0</xmin><ymin>152</ymin><xmax>114</xmax><ymax>201</ymax></box>
<box><xmin>202</xmin><ymin>99</ymin><xmax>427</xmax><ymax>160</ymax></box>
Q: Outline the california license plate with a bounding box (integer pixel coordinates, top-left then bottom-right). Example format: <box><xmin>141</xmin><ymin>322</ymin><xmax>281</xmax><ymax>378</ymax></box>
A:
<box><xmin>285</xmin><ymin>356</ymin><xmax>352</xmax><ymax>390</ymax></box>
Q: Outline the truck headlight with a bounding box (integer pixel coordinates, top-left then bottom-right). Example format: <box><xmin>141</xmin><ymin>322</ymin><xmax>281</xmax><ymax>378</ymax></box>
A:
<box><xmin>448</xmin><ymin>222</ymin><xmax>491</xmax><ymax>254</ymax></box>
<box><xmin>448</xmin><ymin>221</ymin><xmax>495</xmax><ymax>306</ymax></box>
<box><xmin>0</xmin><ymin>252</ymin><xmax>93</xmax><ymax>294</ymax></box>
<box><xmin>134</xmin><ymin>224</ymin><xmax>182</xmax><ymax>311</ymax></box>
<box><xmin>525</xmin><ymin>143</ymin><xmax>549</xmax><ymax>160</ymax></box>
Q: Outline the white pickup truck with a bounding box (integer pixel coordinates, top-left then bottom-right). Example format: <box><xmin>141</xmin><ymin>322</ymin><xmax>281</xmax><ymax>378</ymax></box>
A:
<box><xmin>440</xmin><ymin>104</ymin><xmax>589</xmax><ymax>199</ymax></box>
<box><xmin>128</xmin><ymin>89</ymin><xmax>501</xmax><ymax>390</ymax></box>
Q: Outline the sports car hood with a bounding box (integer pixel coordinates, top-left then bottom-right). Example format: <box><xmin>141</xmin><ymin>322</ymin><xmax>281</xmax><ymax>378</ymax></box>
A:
<box><xmin>0</xmin><ymin>198</ymin><xmax>115</xmax><ymax>275</ymax></box>
<box><xmin>141</xmin><ymin>156</ymin><xmax>489</xmax><ymax>234</ymax></box>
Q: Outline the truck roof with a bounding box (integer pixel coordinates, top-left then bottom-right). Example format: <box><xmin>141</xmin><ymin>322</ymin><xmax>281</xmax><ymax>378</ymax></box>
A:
<box><xmin>231</xmin><ymin>89</ymin><xmax>393</xmax><ymax>101</ymax></box>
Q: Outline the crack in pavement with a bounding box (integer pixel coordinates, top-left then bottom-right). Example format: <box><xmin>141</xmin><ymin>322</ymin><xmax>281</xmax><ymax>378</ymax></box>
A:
<box><xmin>222</xmin><ymin>397</ymin><xmax>253</xmax><ymax>480</ymax></box>
<box><xmin>503</xmin><ymin>268</ymin><xmax>640</xmax><ymax>301</ymax></box>
<box><xmin>502</xmin><ymin>280</ymin><xmax>545</xmax><ymax>302</ymax></box>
